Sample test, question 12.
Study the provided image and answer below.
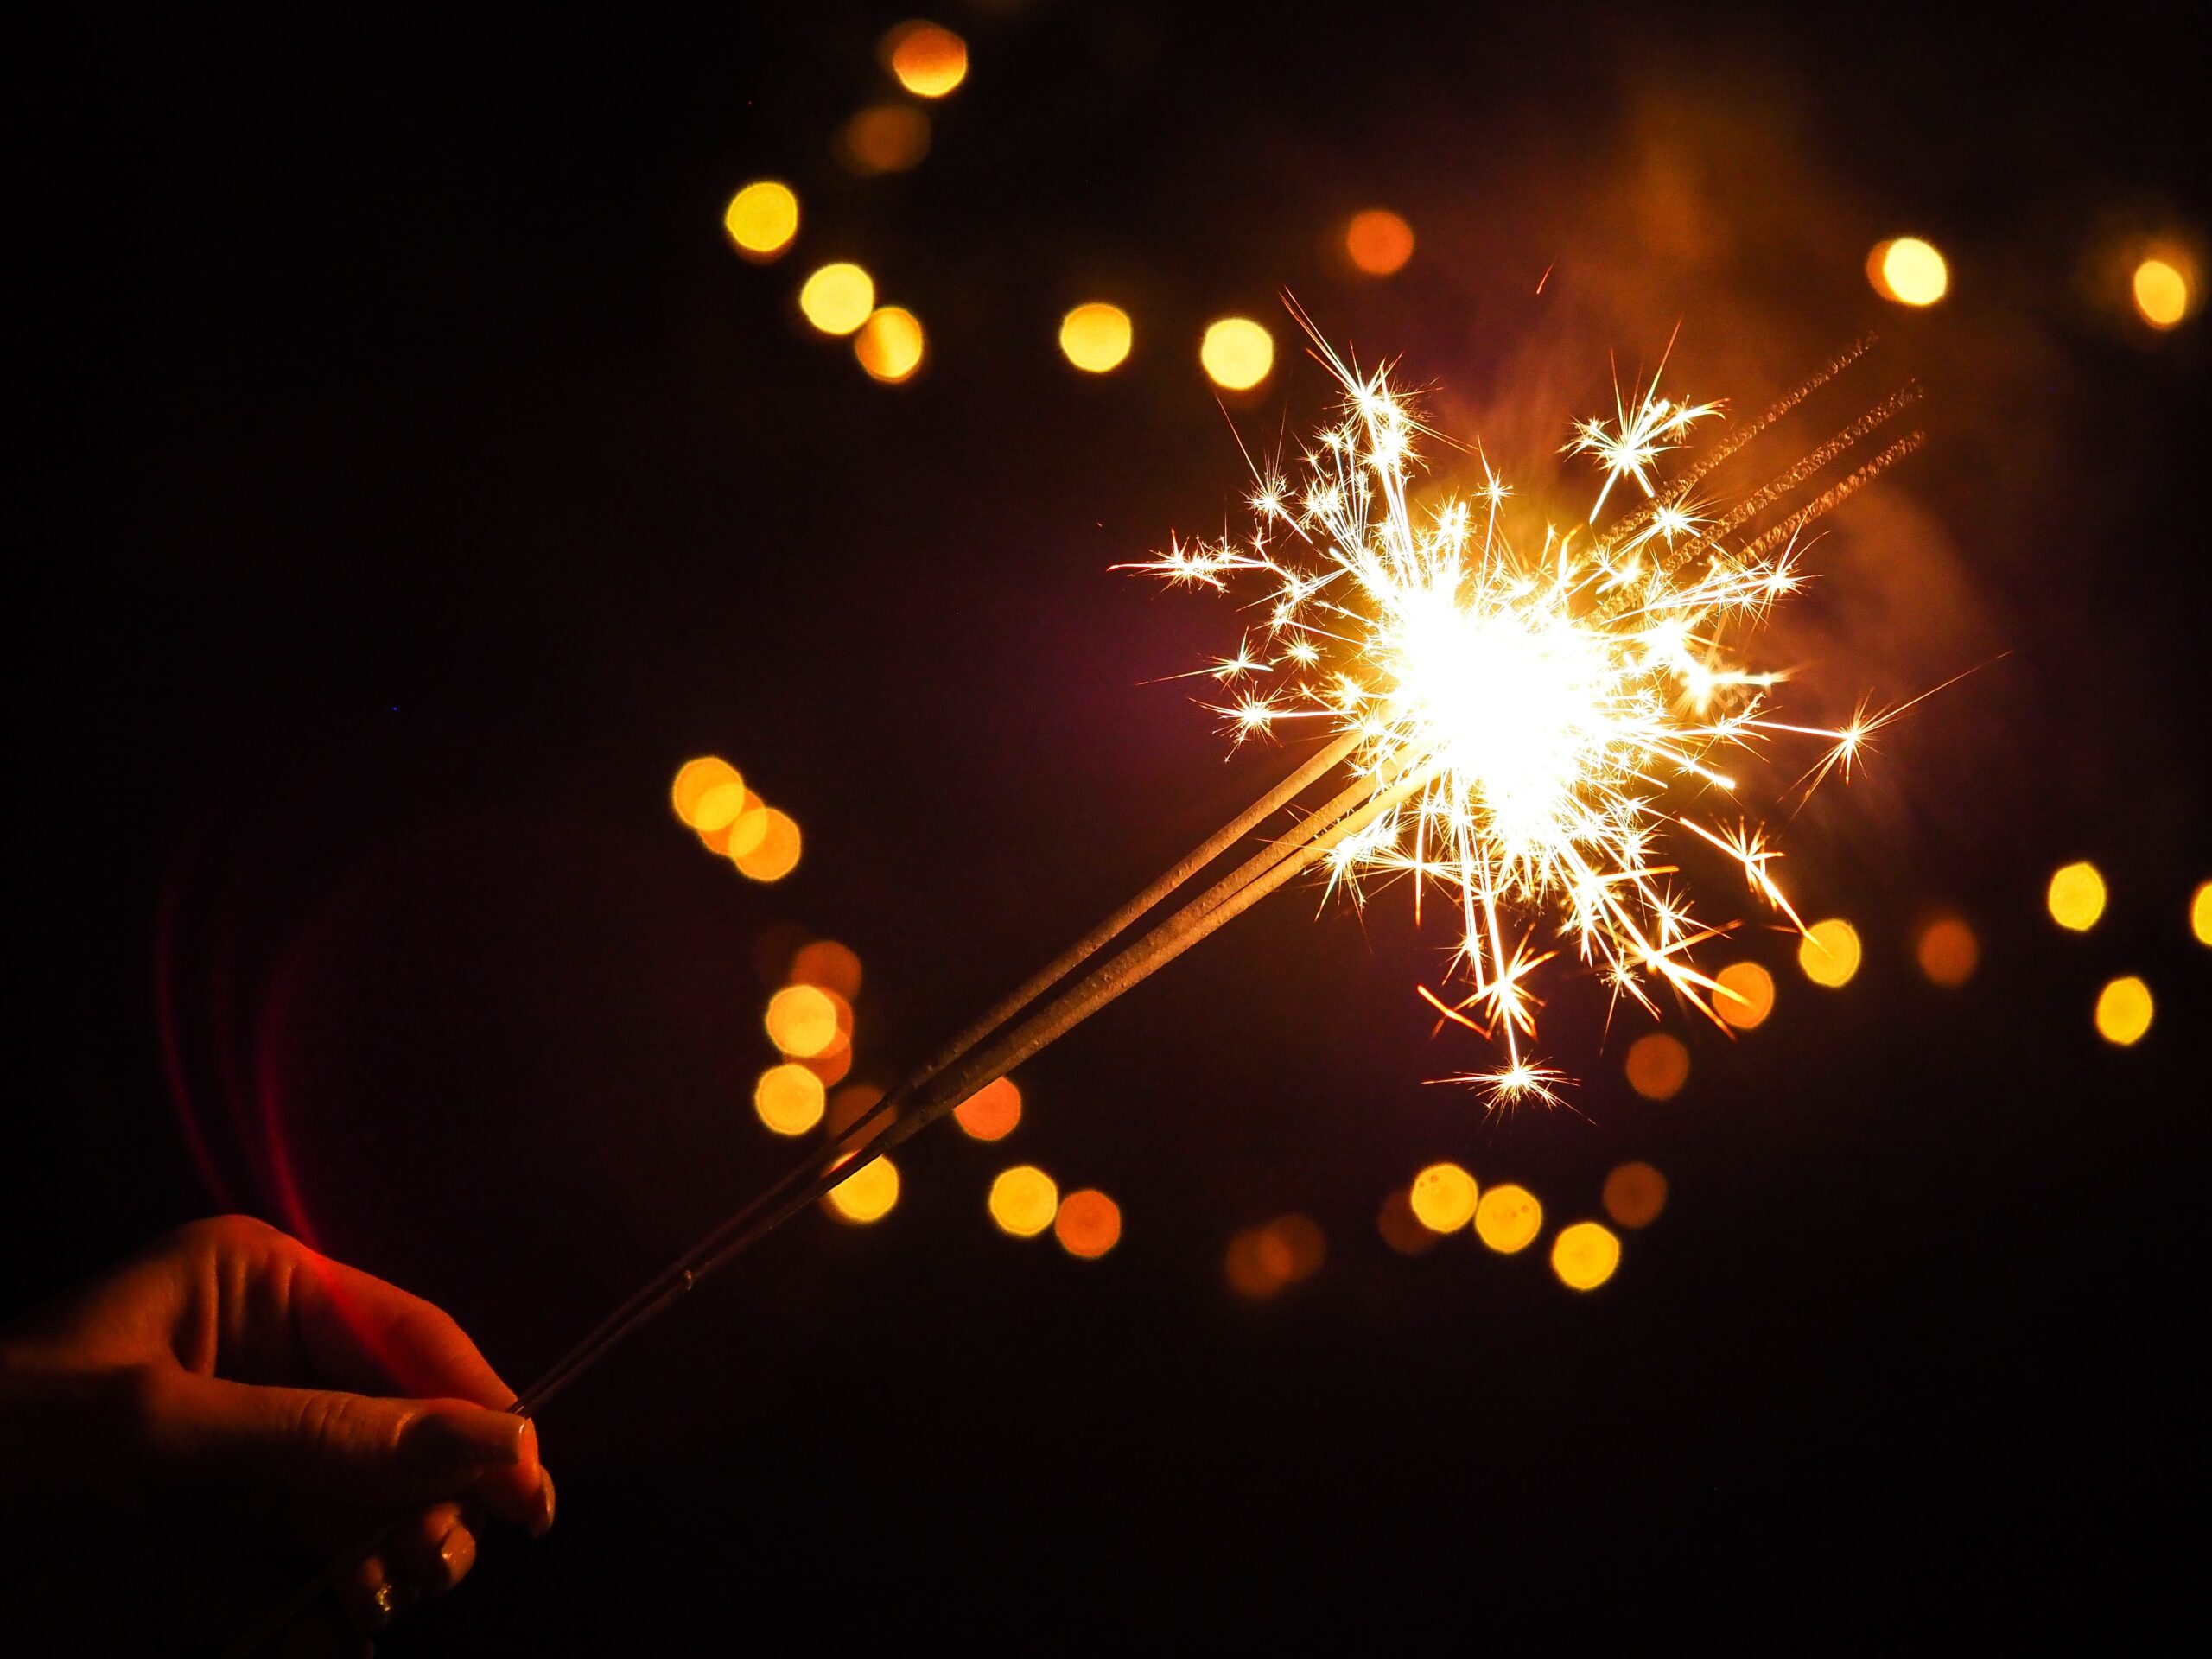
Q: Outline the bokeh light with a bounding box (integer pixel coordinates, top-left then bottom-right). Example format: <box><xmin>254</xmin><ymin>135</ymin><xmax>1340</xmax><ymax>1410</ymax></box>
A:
<box><xmin>1199</xmin><ymin>317</ymin><xmax>1274</xmax><ymax>391</ymax></box>
<box><xmin>1713</xmin><ymin>960</ymin><xmax>1775</xmax><ymax>1029</ymax></box>
<box><xmin>1225</xmin><ymin>1213</ymin><xmax>1327</xmax><ymax>1299</ymax></box>
<box><xmin>952</xmin><ymin>1076</ymin><xmax>1021</xmax><ymax>1141</ymax></box>
<box><xmin>2133</xmin><ymin>257</ymin><xmax>2190</xmax><ymax>329</ymax></box>
<box><xmin>671</xmin><ymin>756</ymin><xmax>741</xmax><ymax>827</ymax></box>
<box><xmin>855</xmin><ymin>306</ymin><xmax>925</xmax><ymax>382</ymax></box>
<box><xmin>825</xmin><ymin>1154</ymin><xmax>899</xmax><ymax>1224</ymax></box>
<box><xmin>838</xmin><ymin>105</ymin><xmax>931</xmax><ymax>175</ymax></box>
<box><xmin>798</xmin><ymin>262</ymin><xmax>875</xmax><ymax>335</ymax></box>
<box><xmin>2192</xmin><ymin>880</ymin><xmax>2211</xmax><ymax>946</ymax></box>
<box><xmin>1344</xmin><ymin>207</ymin><xmax>1414</xmax><ymax>276</ymax></box>
<box><xmin>884</xmin><ymin>22</ymin><xmax>968</xmax><ymax>98</ymax></box>
<box><xmin>1550</xmin><ymin>1222</ymin><xmax>1622</xmax><ymax>1291</ymax></box>
<box><xmin>1624</xmin><ymin>1033</ymin><xmax>1689</xmax><ymax>1101</ymax></box>
<box><xmin>1915</xmin><ymin>916</ymin><xmax>1980</xmax><ymax>987</ymax></box>
<box><xmin>1053</xmin><ymin>1189</ymin><xmax>1122</xmax><ymax>1259</ymax></box>
<box><xmin>718</xmin><ymin>792</ymin><xmax>769</xmax><ymax>857</ymax></box>
<box><xmin>1797</xmin><ymin>918</ymin><xmax>1862</xmax><ymax>988</ymax></box>
<box><xmin>722</xmin><ymin>181</ymin><xmax>798</xmax><ymax>261</ymax></box>
<box><xmin>765</xmin><ymin>985</ymin><xmax>839</xmax><ymax>1058</ymax></box>
<box><xmin>734</xmin><ymin>808</ymin><xmax>802</xmax><ymax>881</ymax></box>
<box><xmin>1601</xmin><ymin>1162</ymin><xmax>1668</xmax><ymax>1230</ymax></box>
<box><xmin>790</xmin><ymin>939</ymin><xmax>862</xmax><ymax>999</ymax></box>
<box><xmin>1867</xmin><ymin>237</ymin><xmax>1948</xmax><ymax>306</ymax></box>
<box><xmin>753</xmin><ymin>1064</ymin><xmax>825</xmax><ymax>1136</ymax></box>
<box><xmin>2046</xmin><ymin>861</ymin><xmax>2106</xmax><ymax>931</ymax></box>
<box><xmin>1474</xmin><ymin>1184</ymin><xmax>1541</xmax><ymax>1254</ymax></box>
<box><xmin>802</xmin><ymin>1044</ymin><xmax>854</xmax><ymax>1088</ymax></box>
<box><xmin>1376</xmin><ymin>1186</ymin><xmax>1439</xmax><ymax>1256</ymax></box>
<box><xmin>1408</xmin><ymin>1162</ymin><xmax>1478</xmax><ymax>1232</ymax></box>
<box><xmin>1058</xmin><ymin>302</ymin><xmax>1133</xmax><ymax>373</ymax></box>
<box><xmin>988</xmin><ymin>1165</ymin><xmax>1059</xmax><ymax>1236</ymax></box>
<box><xmin>2093</xmin><ymin>976</ymin><xmax>2153</xmax><ymax>1046</ymax></box>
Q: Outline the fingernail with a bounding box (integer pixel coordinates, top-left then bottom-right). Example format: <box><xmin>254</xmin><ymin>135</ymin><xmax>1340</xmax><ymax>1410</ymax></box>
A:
<box><xmin>404</xmin><ymin>1408</ymin><xmax>525</xmax><ymax>1471</ymax></box>
<box><xmin>529</xmin><ymin>1467</ymin><xmax>557</xmax><ymax>1538</ymax></box>
<box><xmin>367</xmin><ymin>1578</ymin><xmax>418</xmax><ymax>1628</ymax></box>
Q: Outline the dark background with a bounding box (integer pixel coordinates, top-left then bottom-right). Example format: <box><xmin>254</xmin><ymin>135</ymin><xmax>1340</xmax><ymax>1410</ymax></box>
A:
<box><xmin>23</xmin><ymin>1</ymin><xmax>2208</xmax><ymax>1644</ymax></box>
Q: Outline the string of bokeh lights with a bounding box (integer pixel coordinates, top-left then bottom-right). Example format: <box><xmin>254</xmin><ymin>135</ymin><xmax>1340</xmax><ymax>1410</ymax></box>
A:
<box><xmin>720</xmin><ymin>22</ymin><xmax>2198</xmax><ymax>394</ymax></box>
<box><xmin>699</xmin><ymin>19</ymin><xmax>2202</xmax><ymax>1294</ymax></box>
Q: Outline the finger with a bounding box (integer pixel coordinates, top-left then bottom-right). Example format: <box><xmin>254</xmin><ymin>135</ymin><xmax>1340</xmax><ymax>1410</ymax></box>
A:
<box><xmin>386</xmin><ymin>1501</ymin><xmax>477</xmax><ymax>1597</ymax></box>
<box><xmin>142</xmin><ymin>1370</ymin><xmax>528</xmax><ymax>1516</ymax></box>
<box><xmin>283</xmin><ymin>1247</ymin><xmax>518</xmax><ymax>1412</ymax></box>
<box><xmin>467</xmin><ymin>1417</ymin><xmax>552</xmax><ymax>1533</ymax></box>
<box><xmin>335</xmin><ymin>1548</ymin><xmax>416</xmax><ymax>1637</ymax></box>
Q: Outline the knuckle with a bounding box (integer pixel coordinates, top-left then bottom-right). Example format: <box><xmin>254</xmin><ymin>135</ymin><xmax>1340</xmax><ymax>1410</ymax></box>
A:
<box><xmin>175</xmin><ymin>1213</ymin><xmax>285</xmax><ymax>1256</ymax></box>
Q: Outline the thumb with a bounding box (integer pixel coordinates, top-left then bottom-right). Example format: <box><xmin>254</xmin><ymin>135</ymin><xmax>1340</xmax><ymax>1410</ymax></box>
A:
<box><xmin>143</xmin><ymin>1370</ymin><xmax>530</xmax><ymax>1510</ymax></box>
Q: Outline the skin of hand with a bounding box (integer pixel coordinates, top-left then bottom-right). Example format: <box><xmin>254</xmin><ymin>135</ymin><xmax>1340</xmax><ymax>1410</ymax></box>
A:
<box><xmin>0</xmin><ymin>1215</ymin><xmax>554</xmax><ymax>1656</ymax></box>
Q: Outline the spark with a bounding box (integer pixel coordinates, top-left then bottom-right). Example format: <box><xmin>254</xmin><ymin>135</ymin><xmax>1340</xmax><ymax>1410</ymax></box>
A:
<box><xmin>1134</xmin><ymin>335</ymin><xmax>1900</xmax><ymax>1103</ymax></box>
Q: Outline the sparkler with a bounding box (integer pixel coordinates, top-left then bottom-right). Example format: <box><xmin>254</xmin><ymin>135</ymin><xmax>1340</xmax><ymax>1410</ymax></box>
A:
<box><xmin>233</xmin><ymin>326</ymin><xmax>1923</xmax><ymax>1653</ymax></box>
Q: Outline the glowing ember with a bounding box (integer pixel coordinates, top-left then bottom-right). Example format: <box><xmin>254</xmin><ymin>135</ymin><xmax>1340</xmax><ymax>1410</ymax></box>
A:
<box><xmin>1128</xmin><ymin>330</ymin><xmax>1916</xmax><ymax>1102</ymax></box>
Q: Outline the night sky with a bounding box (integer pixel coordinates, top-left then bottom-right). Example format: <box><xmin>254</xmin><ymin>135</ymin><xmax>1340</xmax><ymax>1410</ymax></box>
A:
<box><xmin>23</xmin><ymin>3</ymin><xmax>2208</xmax><ymax>1644</ymax></box>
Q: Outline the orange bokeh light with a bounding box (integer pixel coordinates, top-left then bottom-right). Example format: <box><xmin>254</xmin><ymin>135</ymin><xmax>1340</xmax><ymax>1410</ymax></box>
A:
<box><xmin>1624</xmin><ymin>1033</ymin><xmax>1689</xmax><ymax>1101</ymax></box>
<box><xmin>1053</xmin><ymin>1189</ymin><xmax>1122</xmax><ymax>1259</ymax></box>
<box><xmin>855</xmin><ymin>306</ymin><xmax>926</xmax><ymax>383</ymax></box>
<box><xmin>1376</xmin><ymin>1186</ymin><xmax>1439</xmax><ymax>1255</ymax></box>
<box><xmin>753</xmin><ymin>1064</ymin><xmax>825</xmax><ymax>1136</ymax></box>
<box><xmin>723</xmin><ymin>181</ymin><xmax>798</xmax><ymax>262</ymax></box>
<box><xmin>1408</xmin><ymin>1162</ymin><xmax>1478</xmax><ymax>1232</ymax></box>
<box><xmin>1601</xmin><ymin>1162</ymin><xmax>1668</xmax><ymax>1230</ymax></box>
<box><xmin>838</xmin><ymin>105</ymin><xmax>931</xmax><ymax>175</ymax></box>
<box><xmin>824</xmin><ymin>1154</ymin><xmax>899</xmax><ymax>1224</ymax></box>
<box><xmin>1224</xmin><ymin>1212</ymin><xmax>1326</xmax><ymax>1299</ymax></box>
<box><xmin>1474</xmin><ymin>1185</ymin><xmax>1541</xmax><ymax>1254</ymax></box>
<box><xmin>1550</xmin><ymin>1221</ymin><xmax>1622</xmax><ymax>1290</ymax></box>
<box><xmin>790</xmin><ymin>939</ymin><xmax>862</xmax><ymax>999</ymax></box>
<box><xmin>2093</xmin><ymin>976</ymin><xmax>2153</xmax><ymax>1046</ymax></box>
<box><xmin>952</xmin><ymin>1076</ymin><xmax>1021</xmax><ymax>1141</ymax></box>
<box><xmin>988</xmin><ymin>1165</ymin><xmax>1059</xmax><ymax>1237</ymax></box>
<box><xmin>734</xmin><ymin>809</ymin><xmax>802</xmax><ymax>881</ymax></box>
<box><xmin>1915</xmin><ymin>916</ymin><xmax>1980</xmax><ymax>987</ymax></box>
<box><xmin>1713</xmin><ymin>960</ymin><xmax>1774</xmax><ymax>1029</ymax></box>
<box><xmin>884</xmin><ymin>22</ymin><xmax>968</xmax><ymax>98</ymax></box>
<box><xmin>1866</xmin><ymin>237</ymin><xmax>1948</xmax><ymax>306</ymax></box>
<box><xmin>671</xmin><ymin>756</ymin><xmax>741</xmax><ymax>827</ymax></box>
<box><xmin>1344</xmin><ymin>208</ymin><xmax>1414</xmax><ymax>276</ymax></box>
<box><xmin>765</xmin><ymin>985</ymin><xmax>839</xmax><ymax>1058</ymax></box>
<box><xmin>1798</xmin><ymin>918</ymin><xmax>1862</xmax><ymax>988</ymax></box>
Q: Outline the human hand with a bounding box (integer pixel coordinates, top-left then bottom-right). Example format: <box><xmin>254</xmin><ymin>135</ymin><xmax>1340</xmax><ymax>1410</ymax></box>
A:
<box><xmin>0</xmin><ymin>1215</ymin><xmax>553</xmax><ymax>1655</ymax></box>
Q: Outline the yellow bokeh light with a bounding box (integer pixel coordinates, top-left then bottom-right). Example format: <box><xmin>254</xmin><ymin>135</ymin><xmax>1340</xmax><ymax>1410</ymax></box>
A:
<box><xmin>671</xmin><ymin>756</ymin><xmax>741</xmax><ymax>827</ymax></box>
<box><xmin>838</xmin><ymin>105</ymin><xmax>931</xmax><ymax>175</ymax></box>
<box><xmin>1199</xmin><ymin>317</ymin><xmax>1274</xmax><ymax>391</ymax></box>
<box><xmin>691</xmin><ymin>779</ymin><xmax>747</xmax><ymax>833</ymax></box>
<box><xmin>2046</xmin><ymin>861</ymin><xmax>2106</xmax><ymax>931</ymax></box>
<box><xmin>952</xmin><ymin>1075</ymin><xmax>1020</xmax><ymax>1141</ymax></box>
<box><xmin>988</xmin><ymin>1165</ymin><xmax>1059</xmax><ymax>1237</ymax></box>
<box><xmin>885</xmin><ymin>22</ymin><xmax>968</xmax><ymax>98</ymax></box>
<box><xmin>1058</xmin><ymin>302</ymin><xmax>1133</xmax><ymax>373</ymax></box>
<box><xmin>1550</xmin><ymin>1221</ymin><xmax>1622</xmax><ymax>1291</ymax></box>
<box><xmin>2093</xmin><ymin>976</ymin><xmax>2153</xmax><ymax>1046</ymax></box>
<box><xmin>798</xmin><ymin>263</ymin><xmax>875</xmax><ymax>336</ymax></box>
<box><xmin>1376</xmin><ymin>1186</ymin><xmax>1438</xmax><ymax>1256</ymax></box>
<box><xmin>1474</xmin><ymin>1184</ymin><xmax>1541</xmax><ymax>1254</ymax></box>
<box><xmin>722</xmin><ymin>181</ymin><xmax>798</xmax><ymax>261</ymax></box>
<box><xmin>1601</xmin><ymin>1162</ymin><xmax>1668</xmax><ymax>1230</ymax></box>
<box><xmin>790</xmin><ymin>939</ymin><xmax>862</xmax><ymax>999</ymax></box>
<box><xmin>2192</xmin><ymin>880</ymin><xmax>2212</xmax><ymax>946</ymax></box>
<box><xmin>1053</xmin><ymin>1189</ymin><xmax>1122</xmax><ymax>1259</ymax></box>
<box><xmin>2133</xmin><ymin>257</ymin><xmax>2189</xmax><ymax>329</ymax></box>
<box><xmin>1713</xmin><ymin>960</ymin><xmax>1774</xmax><ymax>1030</ymax></box>
<box><xmin>825</xmin><ymin>1154</ymin><xmax>899</xmax><ymax>1224</ymax></box>
<box><xmin>1408</xmin><ymin>1162</ymin><xmax>1478</xmax><ymax>1232</ymax></box>
<box><xmin>753</xmin><ymin>1064</ymin><xmax>825</xmax><ymax>1136</ymax></box>
<box><xmin>734</xmin><ymin>808</ymin><xmax>801</xmax><ymax>881</ymax></box>
<box><xmin>765</xmin><ymin>984</ymin><xmax>839</xmax><ymax>1058</ymax></box>
<box><xmin>1868</xmin><ymin>237</ymin><xmax>1948</xmax><ymax>306</ymax></box>
<box><xmin>854</xmin><ymin>306</ymin><xmax>926</xmax><ymax>383</ymax></box>
<box><xmin>1915</xmin><ymin>916</ymin><xmax>1980</xmax><ymax>988</ymax></box>
<box><xmin>1344</xmin><ymin>208</ymin><xmax>1414</xmax><ymax>276</ymax></box>
<box><xmin>1624</xmin><ymin>1033</ymin><xmax>1689</xmax><ymax>1101</ymax></box>
<box><xmin>1797</xmin><ymin>918</ymin><xmax>1861</xmax><ymax>988</ymax></box>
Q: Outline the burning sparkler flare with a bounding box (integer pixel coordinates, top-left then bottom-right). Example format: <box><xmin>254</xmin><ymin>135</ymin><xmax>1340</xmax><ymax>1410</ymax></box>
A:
<box><xmin>1123</xmin><ymin>317</ymin><xmax>1923</xmax><ymax>1102</ymax></box>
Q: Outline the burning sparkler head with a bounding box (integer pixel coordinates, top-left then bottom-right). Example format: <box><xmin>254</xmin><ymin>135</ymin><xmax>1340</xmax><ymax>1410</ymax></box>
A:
<box><xmin>1128</xmin><ymin>329</ymin><xmax>1911</xmax><ymax>1103</ymax></box>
